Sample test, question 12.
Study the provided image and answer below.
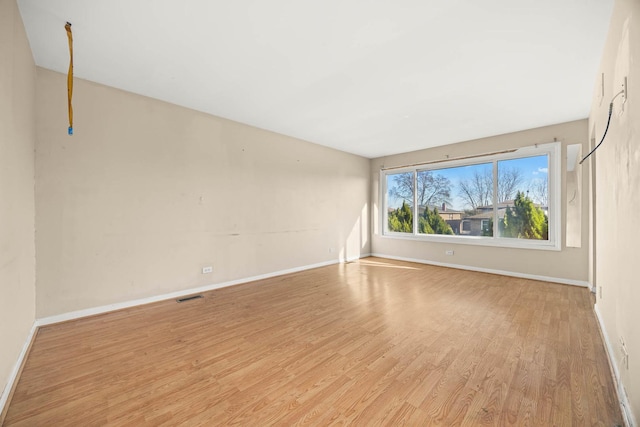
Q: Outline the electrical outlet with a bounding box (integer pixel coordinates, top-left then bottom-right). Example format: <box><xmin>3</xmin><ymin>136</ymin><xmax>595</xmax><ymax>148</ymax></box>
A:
<box><xmin>202</xmin><ymin>266</ymin><xmax>213</xmax><ymax>274</ymax></box>
<box><xmin>445</xmin><ymin>250</ymin><xmax>454</xmax><ymax>256</ymax></box>
<box><xmin>329</xmin><ymin>247</ymin><xmax>335</xmax><ymax>253</ymax></box>
<box><xmin>599</xmin><ymin>286</ymin><xmax>603</xmax><ymax>299</ymax></box>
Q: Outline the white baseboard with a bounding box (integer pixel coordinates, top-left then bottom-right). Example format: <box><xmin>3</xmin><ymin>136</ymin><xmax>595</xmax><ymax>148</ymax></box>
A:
<box><xmin>0</xmin><ymin>321</ymin><xmax>38</xmax><ymax>417</ymax></box>
<box><xmin>37</xmin><ymin>254</ymin><xmax>370</xmax><ymax>327</ymax></box>
<box><xmin>370</xmin><ymin>253</ymin><xmax>590</xmax><ymax>288</ymax></box>
<box><xmin>594</xmin><ymin>304</ymin><xmax>637</xmax><ymax>427</ymax></box>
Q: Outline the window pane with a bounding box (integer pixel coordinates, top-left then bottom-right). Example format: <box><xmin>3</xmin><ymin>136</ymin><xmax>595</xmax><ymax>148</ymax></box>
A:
<box><xmin>417</xmin><ymin>164</ymin><xmax>491</xmax><ymax>235</ymax></box>
<box><xmin>386</xmin><ymin>172</ymin><xmax>414</xmax><ymax>233</ymax></box>
<box><xmin>496</xmin><ymin>155</ymin><xmax>549</xmax><ymax>240</ymax></box>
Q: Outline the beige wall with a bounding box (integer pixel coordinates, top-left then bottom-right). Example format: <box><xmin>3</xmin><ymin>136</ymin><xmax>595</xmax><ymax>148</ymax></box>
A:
<box><xmin>591</xmin><ymin>0</ymin><xmax>640</xmax><ymax>422</ymax></box>
<box><xmin>35</xmin><ymin>69</ymin><xmax>370</xmax><ymax>317</ymax></box>
<box><xmin>0</xmin><ymin>0</ymin><xmax>36</xmax><ymax>405</ymax></box>
<box><xmin>370</xmin><ymin>120</ymin><xmax>590</xmax><ymax>282</ymax></box>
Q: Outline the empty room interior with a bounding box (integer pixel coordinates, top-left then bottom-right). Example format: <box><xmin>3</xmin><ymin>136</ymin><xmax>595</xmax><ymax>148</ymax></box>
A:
<box><xmin>1</xmin><ymin>0</ymin><xmax>639</xmax><ymax>425</ymax></box>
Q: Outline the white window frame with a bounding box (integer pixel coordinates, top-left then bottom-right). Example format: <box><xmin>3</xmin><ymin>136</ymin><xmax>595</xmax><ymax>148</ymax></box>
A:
<box><xmin>381</xmin><ymin>142</ymin><xmax>561</xmax><ymax>251</ymax></box>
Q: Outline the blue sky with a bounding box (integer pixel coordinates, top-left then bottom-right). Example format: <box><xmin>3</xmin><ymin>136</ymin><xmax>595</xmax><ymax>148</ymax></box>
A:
<box><xmin>388</xmin><ymin>155</ymin><xmax>549</xmax><ymax>211</ymax></box>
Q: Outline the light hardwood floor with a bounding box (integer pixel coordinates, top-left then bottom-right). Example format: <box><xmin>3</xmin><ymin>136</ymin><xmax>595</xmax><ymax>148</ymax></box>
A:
<box><xmin>3</xmin><ymin>258</ymin><xmax>622</xmax><ymax>426</ymax></box>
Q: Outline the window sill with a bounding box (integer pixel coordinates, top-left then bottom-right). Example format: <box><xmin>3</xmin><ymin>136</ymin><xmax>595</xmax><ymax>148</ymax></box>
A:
<box><xmin>379</xmin><ymin>232</ymin><xmax>561</xmax><ymax>251</ymax></box>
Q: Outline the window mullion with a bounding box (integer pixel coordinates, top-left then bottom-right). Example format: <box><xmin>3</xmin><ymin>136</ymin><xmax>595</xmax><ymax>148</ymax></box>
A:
<box><xmin>413</xmin><ymin>171</ymin><xmax>418</xmax><ymax>235</ymax></box>
<box><xmin>493</xmin><ymin>160</ymin><xmax>498</xmax><ymax>237</ymax></box>
<box><xmin>382</xmin><ymin>172</ymin><xmax>388</xmax><ymax>234</ymax></box>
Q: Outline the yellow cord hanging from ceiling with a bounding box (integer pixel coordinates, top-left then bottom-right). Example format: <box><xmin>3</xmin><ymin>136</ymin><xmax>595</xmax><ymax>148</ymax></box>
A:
<box><xmin>65</xmin><ymin>22</ymin><xmax>73</xmax><ymax>135</ymax></box>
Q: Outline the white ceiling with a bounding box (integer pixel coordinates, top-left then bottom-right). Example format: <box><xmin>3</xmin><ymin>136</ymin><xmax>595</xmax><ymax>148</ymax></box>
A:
<box><xmin>18</xmin><ymin>0</ymin><xmax>613</xmax><ymax>158</ymax></box>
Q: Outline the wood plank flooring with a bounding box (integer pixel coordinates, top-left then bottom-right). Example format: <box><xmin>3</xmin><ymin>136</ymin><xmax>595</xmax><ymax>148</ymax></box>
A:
<box><xmin>3</xmin><ymin>257</ymin><xmax>622</xmax><ymax>426</ymax></box>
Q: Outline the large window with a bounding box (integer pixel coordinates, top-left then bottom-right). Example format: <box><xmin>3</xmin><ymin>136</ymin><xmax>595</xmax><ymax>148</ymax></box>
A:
<box><xmin>382</xmin><ymin>143</ymin><xmax>560</xmax><ymax>249</ymax></box>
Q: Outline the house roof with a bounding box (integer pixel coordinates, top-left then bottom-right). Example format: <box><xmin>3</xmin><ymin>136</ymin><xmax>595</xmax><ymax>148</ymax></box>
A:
<box><xmin>418</xmin><ymin>205</ymin><xmax>465</xmax><ymax>215</ymax></box>
<box><xmin>466</xmin><ymin>211</ymin><xmax>504</xmax><ymax>220</ymax></box>
<box><xmin>476</xmin><ymin>200</ymin><xmax>516</xmax><ymax>211</ymax></box>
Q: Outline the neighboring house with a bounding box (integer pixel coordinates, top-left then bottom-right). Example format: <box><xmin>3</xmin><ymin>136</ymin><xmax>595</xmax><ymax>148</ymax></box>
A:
<box><xmin>462</xmin><ymin>209</ymin><xmax>499</xmax><ymax>236</ymax></box>
<box><xmin>420</xmin><ymin>203</ymin><xmax>465</xmax><ymax>235</ymax></box>
<box><xmin>462</xmin><ymin>200</ymin><xmax>547</xmax><ymax>236</ymax></box>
